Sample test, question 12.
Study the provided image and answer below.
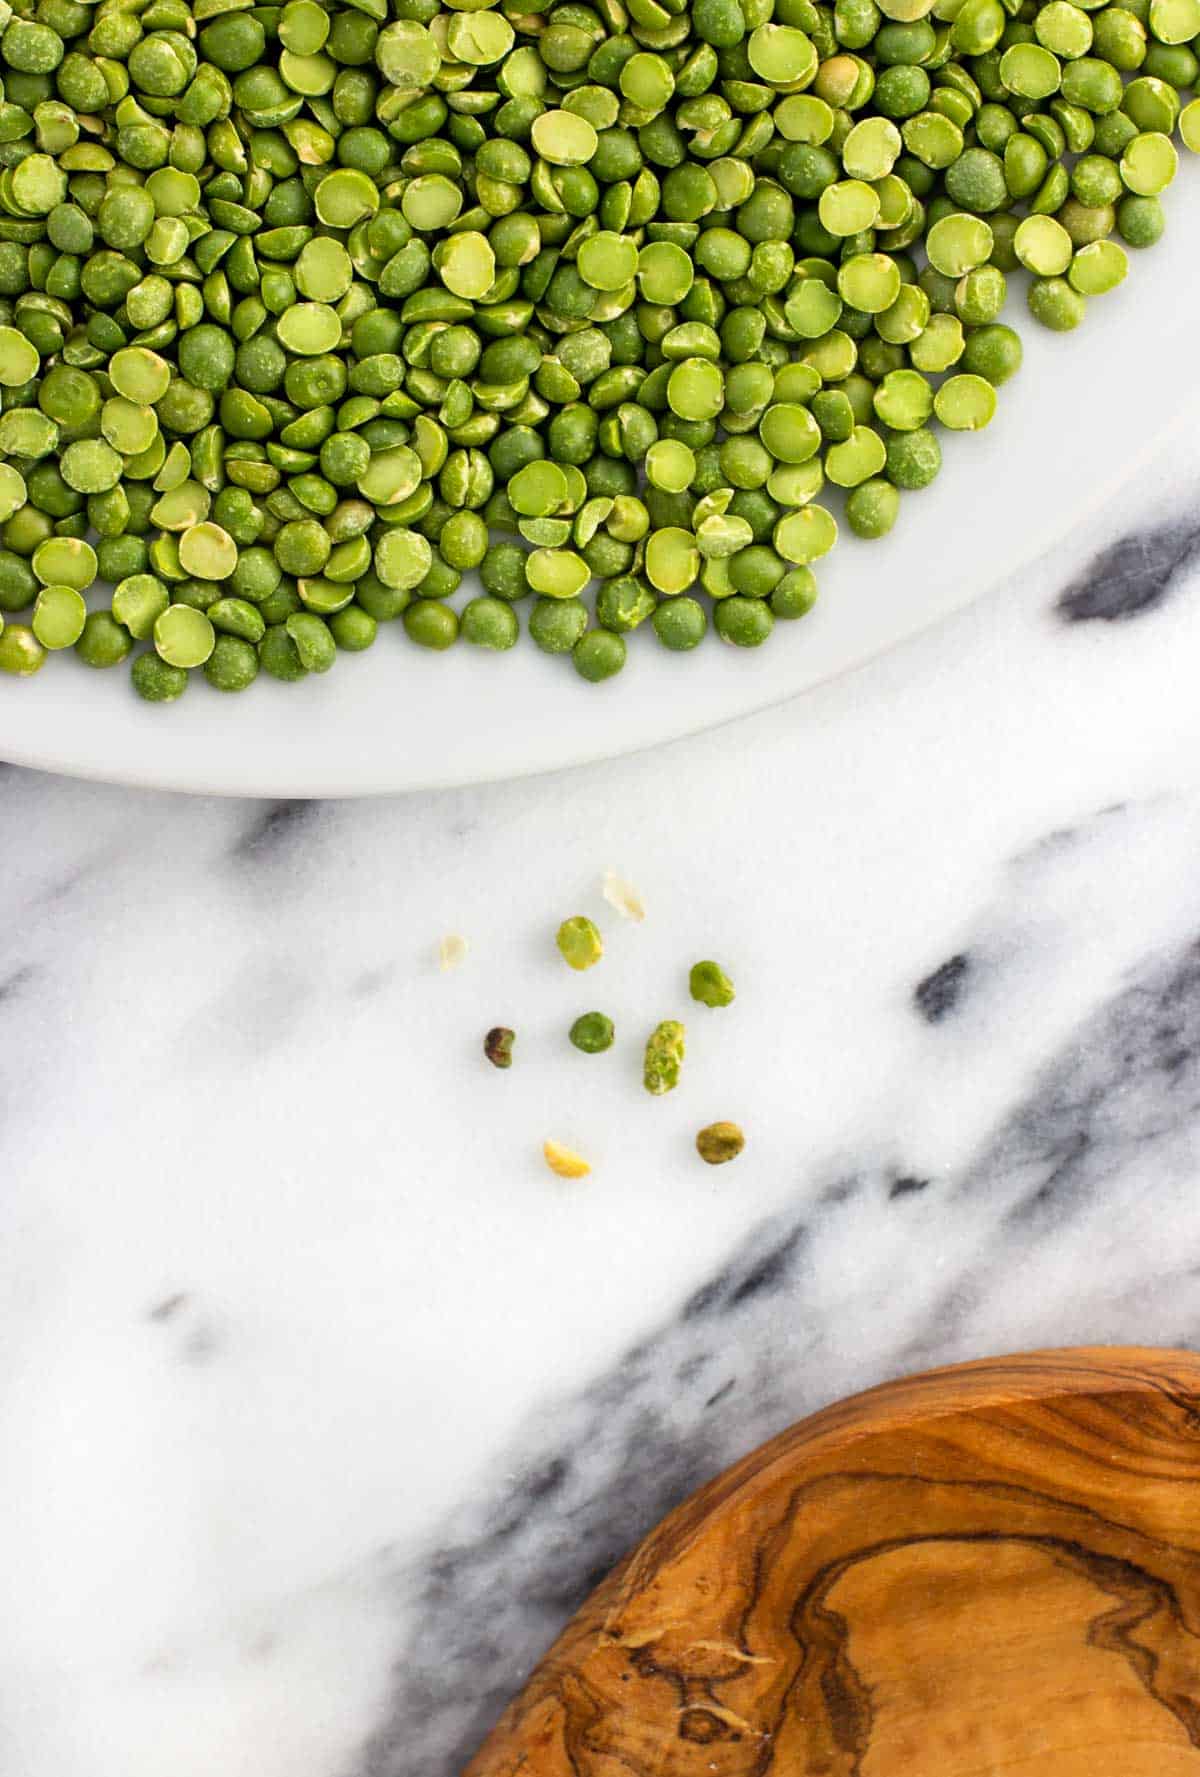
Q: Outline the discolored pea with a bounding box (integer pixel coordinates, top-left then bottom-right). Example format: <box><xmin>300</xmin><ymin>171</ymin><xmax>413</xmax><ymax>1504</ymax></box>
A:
<box><xmin>484</xmin><ymin>1027</ymin><xmax>515</xmax><ymax>1069</ymax></box>
<box><xmin>696</xmin><ymin>1122</ymin><xmax>745</xmax><ymax>1164</ymax></box>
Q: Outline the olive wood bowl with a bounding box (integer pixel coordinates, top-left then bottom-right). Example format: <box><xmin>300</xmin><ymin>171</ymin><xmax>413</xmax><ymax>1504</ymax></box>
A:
<box><xmin>465</xmin><ymin>1346</ymin><xmax>1200</xmax><ymax>1776</ymax></box>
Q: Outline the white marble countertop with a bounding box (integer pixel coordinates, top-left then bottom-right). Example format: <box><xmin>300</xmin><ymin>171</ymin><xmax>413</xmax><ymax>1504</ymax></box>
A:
<box><xmin>6</xmin><ymin>422</ymin><xmax>1200</xmax><ymax>1776</ymax></box>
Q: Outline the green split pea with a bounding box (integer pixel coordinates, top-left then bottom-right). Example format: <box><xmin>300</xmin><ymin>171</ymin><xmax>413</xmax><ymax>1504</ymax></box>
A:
<box><xmin>690</xmin><ymin>961</ymin><xmax>736</xmax><ymax>1008</ymax></box>
<box><xmin>570</xmin><ymin>1012</ymin><xmax>615</xmax><ymax>1053</ymax></box>
<box><xmin>0</xmin><ymin>0</ymin><xmax>1194</xmax><ymax>698</ymax></box>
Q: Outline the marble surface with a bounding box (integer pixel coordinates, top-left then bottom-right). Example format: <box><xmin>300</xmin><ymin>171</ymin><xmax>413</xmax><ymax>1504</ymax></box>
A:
<box><xmin>7</xmin><ymin>423</ymin><xmax>1200</xmax><ymax>1775</ymax></box>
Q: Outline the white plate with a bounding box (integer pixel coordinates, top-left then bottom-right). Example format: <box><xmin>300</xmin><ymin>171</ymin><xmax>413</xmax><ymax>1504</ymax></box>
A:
<box><xmin>2</xmin><ymin>163</ymin><xmax>1196</xmax><ymax>799</ymax></box>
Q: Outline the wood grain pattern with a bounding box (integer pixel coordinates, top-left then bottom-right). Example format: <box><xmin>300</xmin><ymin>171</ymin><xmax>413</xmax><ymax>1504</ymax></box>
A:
<box><xmin>464</xmin><ymin>1347</ymin><xmax>1200</xmax><ymax>1776</ymax></box>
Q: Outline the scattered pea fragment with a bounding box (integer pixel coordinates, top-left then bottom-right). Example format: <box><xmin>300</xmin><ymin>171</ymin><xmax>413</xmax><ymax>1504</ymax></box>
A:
<box><xmin>690</xmin><ymin>961</ymin><xmax>736</xmax><ymax>1008</ymax></box>
<box><xmin>696</xmin><ymin>1122</ymin><xmax>746</xmax><ymax>1165</ymax></box>
<box><xmin>644</xmin><ymin>1020</ymin><xmax>686</xmax><ymax>1096</ymax></box>
<box><xmin>557</xmin><ymin>916</ymin><xmax>604</xmax><ymax>971</ymax></box>
<box><xmin>438</xmin><ymin>935</ymin><xmax>469</xmax><ymax>973</ymax></box>
<box><xmin>602</xmin><ymin>871</ymin><xmax>645</xmax><ymax>924</ymax></box>
<box><xmin>484</xmin><ymin>1027</ymin><xmax>515</xmax><ymax>1069</ymax></box>
<box><xmin>570</xmin><ymin>1012</ymin><xmax>615</xmax><ymax>1054</ymax></box>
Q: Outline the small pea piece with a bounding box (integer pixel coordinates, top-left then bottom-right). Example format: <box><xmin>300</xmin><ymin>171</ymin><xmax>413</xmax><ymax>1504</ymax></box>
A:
<box><xmin>484</xmin><ymin>1026</ymin><xmax>515</xmax><ymax>1069</ymax></box>
<box><xmin>696</xmin><ymin>1121</ymin><xmax>745</xmax><ymax>1165</ymax></box>
<box><xmin>569</xmin><ymin>1012</ymin><xmax>615</xmax><ymax>1053</ymax></box>
<box><xmin>690</xmin><ymin>960</ymin><xmax>736</xmax><ymax>1007</ymax></box>
<box><xmin>543</xmin><ymin>1139</ymin><xmax>591</xmax><ymax>1180</ymax></box>
<box><xmin>557</xmin><ymin>916</ymin><xmax>604</xmax><ymax>971</ymax></box>
<box><xmin>644</xmin><ymin>1019</ymin><xmax>686</xmax><ymax>1095</ymax></box>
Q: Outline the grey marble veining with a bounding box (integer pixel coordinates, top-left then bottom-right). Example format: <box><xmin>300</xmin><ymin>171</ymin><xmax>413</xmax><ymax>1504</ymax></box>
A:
<box><xmin>1056</xmin><ymin>504</ymin><xmax>1200</xmax><ymax>623</ymax></box>
<box><xmin>6</xmin><ymin>427</ymin><xmax>1200</xmax><ymax>1777</ymax></box>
